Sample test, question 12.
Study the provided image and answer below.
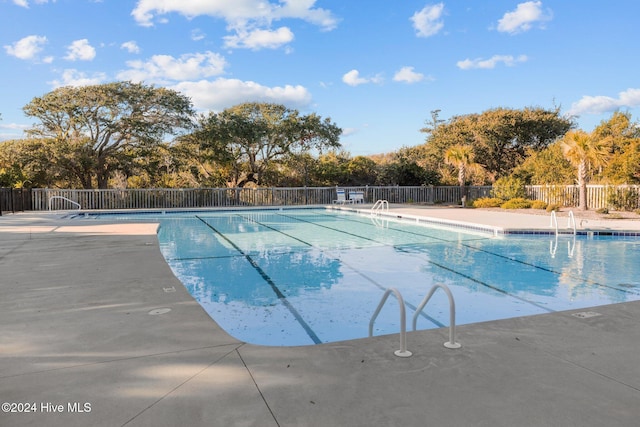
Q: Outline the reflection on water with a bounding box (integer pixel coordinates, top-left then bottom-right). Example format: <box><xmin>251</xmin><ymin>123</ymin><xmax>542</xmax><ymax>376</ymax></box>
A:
<box><xmin>148</xmin><ymin>209</ymin><xmax>640</xmax><ymax>345</ymax></box>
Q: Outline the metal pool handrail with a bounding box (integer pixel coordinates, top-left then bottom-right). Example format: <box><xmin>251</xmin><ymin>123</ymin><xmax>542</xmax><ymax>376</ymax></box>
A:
<box><xmin>371</xmin><ymin>199</ymin><xmax>389</xmax><ymax>215</ymax></box>
<box><xmin>568</xmin><ymin>211</ymin><xmax>576</xmax><ymax>234</ymax></box>
<box><xmin>48</xmin><ymin>196</ymin><xmax>82</xmax><ymax>211</ymax></box>
<box><xmin>550</xmin><ymin>210</ymin><xmax>559</xmax><ymax>234</ymax></box>
<box><xmin>550</xmin><ymin>210</ymin><xmax>576</xmax><ymax>235</ymax></box>
<box><xmin>369</xmin><ymin>287</ymin><xmax>412</xmax><ymax>358</ymax></box>
<box><xmin>412</xmin><ymin>284</ymin><xmax>461</xmax><ymax>349</ymax></box>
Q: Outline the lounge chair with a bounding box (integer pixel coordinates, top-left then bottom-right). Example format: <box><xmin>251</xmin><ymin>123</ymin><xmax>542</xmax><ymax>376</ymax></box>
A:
<box><xmin>350</xmin><ymin>191</ymin><xmax>365</xmax><ymax>204</ymax></box>
<box><xmin>333</xmin><ymin>189</ymin><xmax>353</xmax><ymax>204</ymax></box>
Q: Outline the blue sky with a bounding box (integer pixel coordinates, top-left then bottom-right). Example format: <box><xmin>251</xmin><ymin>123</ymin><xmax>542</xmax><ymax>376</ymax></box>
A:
<box><xmin>2</xmin><ymin>1</ymin><xmax>640</xmax><ymax>155</ymax></box>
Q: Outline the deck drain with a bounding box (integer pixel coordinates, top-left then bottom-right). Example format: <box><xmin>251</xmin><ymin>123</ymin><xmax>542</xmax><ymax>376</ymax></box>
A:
<box><xmin>148</xmin><ymin>308</ymin><xmax>171</xmax><ymax>315</ymax></box>
<box><xmin>571</xmin><ymin>311</ymin><xmax>602</xmax><ymax>319</ymax></box>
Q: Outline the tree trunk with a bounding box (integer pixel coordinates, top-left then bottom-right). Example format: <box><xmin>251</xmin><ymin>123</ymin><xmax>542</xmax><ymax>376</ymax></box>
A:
<box><xmin>96</xmin><ymin>156</ymin><xmax>110</xmax><ymax>189</ymax></box>
<box><xmin>458</xmin><ymin>164</ymin><xmax>467</xmax><ymax>203</ymax></box>
<box><xmin>578</xmin><ymin>160</ymin><xmax>587</xmax><ymax>210</ymax></box>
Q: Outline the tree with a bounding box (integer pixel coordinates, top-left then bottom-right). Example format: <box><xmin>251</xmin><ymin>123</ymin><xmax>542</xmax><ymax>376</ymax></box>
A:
<box><xmin>375</xmin><ymin>157</ymin><xmax>437</xmax><ymax>186</ymax></box>
<box><xmin>345</xmin><ymin>156</ymin><xmax>379</xmax><ymax>185</ymax></box>
<box><xmin>444</xmin><ymin>144</ymin><xmax>483</xmax><ymax>198</ymax></box>
<box><xmin>0</xmin><ymin>138</ymin><xmax>66</xmax><ymax>188</ymax></box>
<box><xmin>422</xmin><ymin>107</ymin><xmax>574</xmax><ymax>180</ymax></box>
<box><xmin>445</xmin><ymin>144</ymin><xmax>473</xmax><ymax>187</ymax></box>
<box><xmin>560</xmin><ymin>130</ymin><xmax>609</xmax><ymax>210</ymax></box>
<box><xmin>312</xmin><ymin>151</ymin><xmax>350</xmax><ymax>185</ymax></box>
<box><xmin>420</xmin><ymin>109</ymin><xmax>445</xmax><ymax>135</ymax></box>
<box><xmin>512</xmin><ymin>144</ymin><xmax>574</xmax><ymax>185</ymax></box>
<box><xmin>592</xmin><ymin>112</ymin><xmax>640</xmax><ymax>184</ymax></box>
<box><xmin>23</xmin><ymin>81</ymin><xmax>195</xmax><ymax>189</ymax></box>
<box><xmin>187</xmin><ymin>103</ymin><xmax>342</xmax><ymax>187</ymax></box>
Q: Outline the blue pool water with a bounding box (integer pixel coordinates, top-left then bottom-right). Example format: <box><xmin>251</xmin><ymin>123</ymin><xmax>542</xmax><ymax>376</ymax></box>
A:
<box><xmin>93</xmin><ymin>208</ymin><xmax>640</xmax><ymax>346</ymax></box>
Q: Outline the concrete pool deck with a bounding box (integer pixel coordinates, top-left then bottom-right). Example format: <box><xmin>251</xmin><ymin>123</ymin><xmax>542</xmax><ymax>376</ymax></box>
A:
<box><xmin>1</xmin><ymin>206</ymin><xmax>640</xmax><ymax>426</ymax></box>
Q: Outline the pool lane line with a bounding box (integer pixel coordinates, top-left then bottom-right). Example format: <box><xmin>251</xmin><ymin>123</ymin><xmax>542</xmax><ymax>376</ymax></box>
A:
<box><xmin>336</xmin><ymin>212</ymin><xmax>640</xmax><ymax>295</ymax></box>
<box><xmin>235</xmin><ymin>213</ymin><xmax>446</xmax><ymax>328</ymax></box>
<box><xmin>271</xmin><ymin>212</ymin><xmax>567</xmax><ymax>312</ymax></box>
<box><xmin>289</xmin><ymin>211</ymin><xmax>640</xmax><ymax>297</ymax></box>
<box><xmin>195</xmin><ymin>215</ymin><xmax>322</xmax><ymax>345</ymax></box>
<box><xmin>314</xmin><ymin>210</ymin><xmax>492</xmax><ymax>242</ymax></box>
<box><xmin>168</xmin><ymin>254</ymin><xmax>245</xmax><ymax>262</ymax></box>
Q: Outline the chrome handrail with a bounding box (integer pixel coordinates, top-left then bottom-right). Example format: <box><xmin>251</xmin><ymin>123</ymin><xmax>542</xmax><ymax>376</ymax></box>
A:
<box><xmin>48</xmin><ymin>196</ymin><xmax>81</xmax><ymax>211</ymax></box>
<box><xmin>568</xmin><ymin>211</ymin><xmax>576</xmax><ymax>234</ymax></box>
<box><xmin>369</xmin><ymin>287</ymin><xmax>412</xmax><ymax>357</ymax></box>
<box><xmin>371</xmin><ymin>199</ymin><xmax>389</xmax><ymax>215</ymax></box>
<box><xmin>412</xmin><ymin>284</ymin><xmax>461</xmax><ymax>349</ymax></box>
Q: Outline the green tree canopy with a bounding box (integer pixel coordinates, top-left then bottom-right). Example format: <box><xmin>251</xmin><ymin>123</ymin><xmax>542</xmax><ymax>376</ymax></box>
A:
<box><xmin>0</xmin><ymin>138</ymin><xmax>69</xmax><ymax>188</ymax></box>
<box><xmin>186</xmin><ymin>102</ymin><xmax>342</xmax><ymax>187</ymax></box>
<box><xmin>422</xmin><ymin>107</ymin><xmax>574</xmax><ymax>181</ymax></box>
<box><xmin>444</xmin><ymin>144</ymin><xmax>483</xmax><ymax>189</ymax></box>
<box><xmin>593</xmin><ymin>112</ymin><xmax>640</xmax><ymax>184</ymax></box>
<box><xmin>511</xmin><ymin>143</ymin><xmax>574</xmax><ymax>185</ymax></box>
<box><xmin>561</xmin><ymin>130</ymin><xmax>609</xmax><ymax>210</ymax></box>
<box><xmin>23</xmin><ymin>81</ymin><xmax>195</xmax><ymax>188</ymax></box>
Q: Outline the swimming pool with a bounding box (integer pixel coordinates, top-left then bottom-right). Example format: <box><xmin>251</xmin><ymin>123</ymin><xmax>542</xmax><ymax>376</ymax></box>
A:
<box><xmin>93</xmin><ymin>208</ymin><xmax>640</xmax><ymax>346</ymax></box>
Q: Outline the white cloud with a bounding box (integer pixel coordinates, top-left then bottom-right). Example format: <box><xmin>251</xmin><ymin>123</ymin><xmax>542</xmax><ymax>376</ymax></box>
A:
<box><xmin>171</xmin><ymin>78</ymin><xmax>312</xmax><ymax>111</ymax></box>
<box><xmin>342</xmin><ymin>69</ymin><xmax>383</xmax><ymax>87</ymax></box>
<box><xmin>12</xmin><ymin>0</ymin><xmax>54</xmax><ymax>7</ymax></box>
<box><xmin>0</xmin><ymin>122</ymin><xmax>29</xmax><ymax>131</ymax></box>
<box><xmin>411</xmin><ymin>3</ymin><xmax>445</xmax><ymax>38</ymax></box>
<box><xmin>191</xmin><ymin>29</ymin><xmax>206</xmax><ymax>41</ymax></box>
<box><xmin>64</xmin><ymin>39</ymin><xmax>96</xmax><ymax>61</ymax></box>
<box><xmin>49</xmin><ymin>69</ymin><xmax>106</xmax><ymax>88</ymax></box>
<box><xmin>393</xmin><ymin>66</ymin><xmax>425</xmax><ymax>84</ymax></box>
<box><xmin>0</xmin><ymin>122</ymin><xmax>30</xmax><ymax>141</ymax></box>
<box><xmin>569</xmin><ymin>88</ymin><xmax>640</xmax><ymax>115</ymax></box>
<box><xmin>117</xmin><ymin>51</ymin><xmax>227</xmax><ymax>83</ymax></box>
<box><xmin>4</xmin><ymin>35</ymin><xmax>48</xmax><ymax>60</ymax></box>
<box><xmin>224</xmin><ymin>27</ymin><xmax>294</xmax><ymax>50</ymax></box>
<box><xmin>497</xmin><ymin>1</ymin><xmax>552</xmax><ymax>34</ymax></box>
<box><xmin>121</xmin><ymin>41</ymin><xmax>140</xmax><ymax>54</ymax></box>
<box><xmin>132</xmin><ymin>0</ymin><xmax>338</xmax><ymax>29</ymax></box>
<box><xmin>456</xmin><ymin>54</ymin><xmax>528</xmax><ymax>70</ymax></box>
<box><xmin>131</xmin><ymin>0</ymin><xmax>338</xmax><ymax>51</ymax></box>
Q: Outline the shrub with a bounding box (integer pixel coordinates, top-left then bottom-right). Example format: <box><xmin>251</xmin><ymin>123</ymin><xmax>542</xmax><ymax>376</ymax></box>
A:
<box><xmin>596</xmin><ymin>207</ymin><xmax>609</xmax><ymax>214</ymax></box>
<box><xmin>531</xmin><ymin>200</ymin><xmax>547</xmax><ymax>210</ymax></box>
<box><xmin>501</xmin><ymin>198</ymin><xmax>532</xmax><ymax>209</ymax></box>
<box><xmin>473</xmin><ymin>197</ymin><xmax>504</xmax><ymax>208</ymax></box>
<box><xmin>491</xmin><ymin>176</ymin><xmax>526</xmax><ymax>200</ymax></box>
<box><xmin>546</xmin><ymin>203</ymin><xmax>561</xmax><ymax>212</ymax></box>
<box><xmin>607</xmin><ymin>187</ymin><xmax>639</xmax><ymax>211</ymax></box>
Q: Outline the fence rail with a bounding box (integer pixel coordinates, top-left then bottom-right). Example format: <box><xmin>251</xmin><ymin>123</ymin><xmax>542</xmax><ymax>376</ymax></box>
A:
<box><xmin>32</xmin><ymin>186</ymin><xmax>470</xmax><ymax>211</ymax></box>
<box><xmin>0</xmin><ymin>188</ymin><xmax>32</xmax><ymax>214</ymax></box>
<box><xmin>0</xmin><ymin>185</ymin><xmax>637</xmax><ymax>212</ymax></box>
<box><xmin>526</xmin><ymin>185</ymin><xmax>640</xmax><ymax>211</ymax></box>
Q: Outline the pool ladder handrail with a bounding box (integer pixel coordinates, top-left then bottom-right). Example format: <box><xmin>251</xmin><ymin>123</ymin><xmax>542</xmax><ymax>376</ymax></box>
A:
<box><xmin>550</xmin><ymin>210</ymin><xmax>576</xmax><ymax>235</ymax></box>
<box><xmin>369</xmin><ymin>288</ymin><xmax>412</xmax><ymax>357</ymax></box>
<box><xmin>371</xmin><ymin>199</ymin><xmax>389</xmax><ymax>215</ymax></box>
<box><xmin>48</xmin><ymin>196</ymin><xmax>82</xmax><ymax>211</ymax></box>
<box><xmin>369</xmin><ymin>284</ymin><xmax>461</xmax><ymax>357</ymax></box>
<box><xmin>412</xmin><ymin>284</ymin><xmax>461</xmax><ymax>349</ymax></box>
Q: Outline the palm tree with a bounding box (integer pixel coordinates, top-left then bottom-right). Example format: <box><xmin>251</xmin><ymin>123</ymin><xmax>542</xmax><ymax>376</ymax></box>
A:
<box><xmin>560</xmin><ymin>130</ymin><xmax>609</xmax><ymax>210</ymax></box>
<box><xmin>444</xmin><ymin>144</ymin><xmax>481</xmax><ymax>203</ymax></box>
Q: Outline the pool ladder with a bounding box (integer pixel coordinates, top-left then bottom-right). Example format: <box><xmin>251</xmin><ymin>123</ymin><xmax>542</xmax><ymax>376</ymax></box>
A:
<box><xmin>48</xmin><ymin>196</ymin><xmax>82</xmax><ymax>211</ymax></box>
<box><xmin>369</xmin><ymin>284</ymin><xmax>461</xmax><ymax>358</ymax></box>
<box><xmin>371</xmin><ymin>199</ymin><xmax>389</xmax><ymax>215</ymax></box>
<box><xmin>550</xmin><ymin>210</ymin><xmax>576</xmax><ymax>235</ymax></box>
